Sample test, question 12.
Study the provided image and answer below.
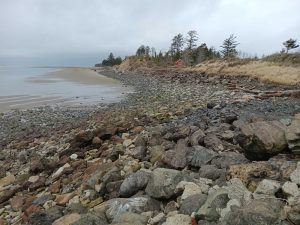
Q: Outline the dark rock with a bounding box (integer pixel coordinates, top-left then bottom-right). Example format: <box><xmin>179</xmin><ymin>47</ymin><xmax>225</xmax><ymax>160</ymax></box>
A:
<box><xmin>33</xmin><ymin>195</ymin><xmax>54</xmax><ymax>205</ymax></box>
<box><xmin>180</xmin><ymin>193</ymin><xmax>207</xmax><ymax>215</ymax></box>
<box><xmin>236</xmin><ymin>121</ymin><xmax>288</xmax><ymax>160</ymax></box>
<box><xmin>204</xmin><ymin>134</ymin><xmax>224</xmax><ymax>151</ymax></box>
<box><xmin>145</xmin><ymin>168</ymin><xmax>184</xmax><ymax>199</ymax></box>
<box><xmin>190</xmin><ymin>129</ymin><xmax>206</xmax><ymax>146</ymax></box>
<box><xmin>46</xmin><ymin>206</ymin><xmax>65</xmax><ymax>221</ymax></box>
<box><xmin>223</xmin><ymin>113</ymin><xmax>237</xmax><ymax>124</ymax></box>
<box><xmin>221</xmin><ymin>198</ymin><xmax>284</xmax><ymax>225</ymax></box>
<box><xmin>119</xmin><ymin>170</ymin><xmax>151</xmax><ymax>197</ymax></box>
<box><xmin>28</xmin><ymin>212</ymin><xmax>52</xmax><ymax>225</ymax></box>
<box><xmin>170</xmin><ymin>139</ymin><xmax>189</xmax><ymax>169</ymax></box>
<box><xmin>211</xmin><ymin>152</ymin><xmax>249</xmax><ymax>169</ymax></box>
<box><xmin>72</xmin><ymin>213</ymin><xmax>108</xmax><ymax>225</ymax></box>
<box><xmin>0</xmin><ymin>188</ymin><xmax>19</xmax><ymax>204</ymax></box>
<box><xmin>130</xmin><ymin>146</ymin><xmax>147</xmax><ymax>160</ymax></box>
<box><xmin>106</xmin><ymin>180</ymin><xmax>123</xmax><ymax>196</ymax></box>
<box><xmin>199</xmin><ymin>165</ymin><xmax>226</xmax><ymax>181</ymax></box>
<box><xmin>65</xmin><ymin>203</ymin><xmax>88</xmax><ymax>214</ymax></box>
<box><xmin>187</xmin><ymin>146</ymin><xmax>218</xmax><ymax>168</ymax></box>
<box><xmin>207</xmin><ymin>102</ymin><xmax>217</xmax><ymax>109</ymax></box>
<box><xmin>29</xmin><ymin>176</ymin><xmax>46</xmax><ymax>191</ymax></box>
<box><xmin>164</xmin><ymin>200</ymin><xmax>178</xmax><ymax>213</ymax></box>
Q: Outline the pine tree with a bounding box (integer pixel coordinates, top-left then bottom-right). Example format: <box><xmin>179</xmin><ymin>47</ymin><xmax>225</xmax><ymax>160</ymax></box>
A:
<box><xmin>220</xmin><ymin>34</ymin><xmax>239</xmax><ymax>58</ymax></box>
<box><xmin>186</xmin><ymin>30</ymin><xmax>198</xmax><ymax>50</ymax></box>
<box><xmin>283</xmin><ymin>38</ymin><xmax>299</xmax><ymax>53</ymax></box>
<box><xmin>170</xmin><ymin>33</ymin><xmax>185</xmax><ymax>60</ymax></box>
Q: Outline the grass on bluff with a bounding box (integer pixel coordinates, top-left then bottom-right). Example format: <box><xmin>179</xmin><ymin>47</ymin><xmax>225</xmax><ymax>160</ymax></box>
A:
<box><xmin>186</xmin><ymin>53</ymin><xmax>300</xmax><ymax>85</ymax></box>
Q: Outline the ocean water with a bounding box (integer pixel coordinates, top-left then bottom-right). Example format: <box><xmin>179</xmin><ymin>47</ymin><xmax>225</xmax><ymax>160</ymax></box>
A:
<box><xmin>0</xmin><ymin>66</ymin><xmax>127</xmax><ymax>112</ymax></box>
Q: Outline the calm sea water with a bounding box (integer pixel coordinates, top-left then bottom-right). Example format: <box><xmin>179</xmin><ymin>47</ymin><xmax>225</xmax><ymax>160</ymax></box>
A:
<box><xmin>0</xmin><ymin>66</ymin><xmax>127</xmax><ymax>111</ymax></box>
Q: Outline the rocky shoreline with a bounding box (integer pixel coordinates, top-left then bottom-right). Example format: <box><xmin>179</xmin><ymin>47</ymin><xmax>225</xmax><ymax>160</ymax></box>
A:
<box><xmin>0</xmin><ymin>68</ymin><xmax>300</xmax><ymax>225</ymax></box>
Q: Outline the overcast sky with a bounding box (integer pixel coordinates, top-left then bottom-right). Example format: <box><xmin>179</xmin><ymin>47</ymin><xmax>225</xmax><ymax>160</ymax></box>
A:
<box><xmin>1</xmin><ymin>0</ymin><xmax>299</xmax><ymax>66</ymax></box>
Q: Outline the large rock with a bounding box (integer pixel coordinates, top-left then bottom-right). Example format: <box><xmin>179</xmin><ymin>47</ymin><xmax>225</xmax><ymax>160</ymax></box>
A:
<box><xmin>236</xmin><ymin>121</ymin><xmax>287</xmax><ymax>160</ymax></box>
<box><xmin>211</xmin><ymin>152</ymin><xmax>249</xmax><ymax>169</ymax></box>
<box><xmin>221</xmin><ymin>198</ymin><xmax>284</xmax><ymax>225</ymax></box>
<box><xmin>196</xmin><ymin>188</ymin><xmax>230</xmax><ymax>222</ymax></box>
<box><xmin>254</xmin><ymin>179</ymin><xmax>281</xmax><ymax>198</ymax></box>
<box><xmin>119</xmin><ymin>170</ymin><xmax>151</xmax><ymax>197</ymax></box>
<box><xmin>285</xmin><ymin>117</ymin><xmax>300</xmax><ymax>155</ymax></box>
<box><xmin>145</xmin><ymin>168</ymin><xmax>184</xmax><ymax>199</ymax></box>
<box><xmin>179</xmin><ymin>193</ymin><xmax>207</xmax><ymax>215</ymax></box>
<box><xmin>169</xmin><ymin>139</ymin><xmax>189</xmax><ymax>169</ymax></box>
<box><xmin>187</xmin><ymin>146</ymin><xmax>218</xmax><ymax>167</ymax></box>
<box><xmin>95</xmin><ymin>197</ymin><xmax>160</xmax><ymax>221</ymax></box>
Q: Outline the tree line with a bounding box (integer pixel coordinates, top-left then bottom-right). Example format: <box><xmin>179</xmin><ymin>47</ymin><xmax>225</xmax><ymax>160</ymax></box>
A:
<box><xmin>96</xmin><ymin>31</ymin><xmax>299</xmax><ymax>67</ymax></box>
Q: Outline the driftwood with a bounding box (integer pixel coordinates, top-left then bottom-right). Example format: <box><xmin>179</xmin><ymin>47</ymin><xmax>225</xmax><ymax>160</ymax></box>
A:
<box><xmin>229</xmin><ymin>85</ymin><xmax>300</xmax><ymax>99</ymax></box>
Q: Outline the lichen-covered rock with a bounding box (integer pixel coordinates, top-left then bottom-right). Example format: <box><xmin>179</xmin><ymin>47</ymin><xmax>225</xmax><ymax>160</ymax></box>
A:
<box><xmin>236</xmin><ymin>121</ymin><xmax>287</xmax><ymax>160</ymax></box>
<box><xmin>227</xmin><ymin>162</ymin><xmax>281</xmax><ymax>191</ymax></box>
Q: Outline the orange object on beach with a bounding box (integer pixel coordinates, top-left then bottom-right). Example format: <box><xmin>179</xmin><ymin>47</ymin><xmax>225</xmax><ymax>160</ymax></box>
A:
<box><xmin>175</xmin><ymin>59</ymin><xmax>186</xmax><ymax>66</ymax></box>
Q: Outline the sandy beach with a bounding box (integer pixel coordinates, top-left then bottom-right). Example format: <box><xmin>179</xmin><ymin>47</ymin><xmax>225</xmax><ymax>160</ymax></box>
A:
<box><xmin>0</xmin><ymin>67</ymin><xmax>131</xmax><ymax>112</ymax></box>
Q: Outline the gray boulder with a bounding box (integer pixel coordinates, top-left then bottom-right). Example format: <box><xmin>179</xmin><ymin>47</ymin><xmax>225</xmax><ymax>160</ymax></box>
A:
<box><xmin>98</xmin><ymin>197</ymin><xmax>160</xmax><ymax>221</ymax></box>
<box><xmin>179</xmin><ymin>193</ymin><xmax>207</xmax><ymax>215</ymax></box>
<box><xmin>145</xmin><ymin>168</ymin><xmax>184</xmax><ymax>199</ymax></box>
<box><xmin>221</xmin><ymin>198</ymin><xmax>284</xmax><ymax>225</ymax></box>
<box><xmin>187</xmin><ymin>146</ymin><xmax>218</xmax><ymax>167</ymax></box>
<box><xmin>236</xmin><ymin>121</ymin><xmax>287</xmax><ymax>160</ymax></box>
<box><xmin>211</xmin><ymin>152</ymin><xmax>249</xmax><ymax>169</ymax></box>
<box><xmin>119</xmin><ymin>170</ymin><xmax>151</xmax><ymax>197</ymax></box>
<box><xmin>196</xmin><ymin>188</ymin><xmax>230</xmax><ymax>222</ymax></box>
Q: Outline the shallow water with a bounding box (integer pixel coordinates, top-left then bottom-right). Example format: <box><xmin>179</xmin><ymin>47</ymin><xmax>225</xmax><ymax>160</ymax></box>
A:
<box><xmin>0</xmin><ymin>66</ymin><xmax>130</xmax><ymax>112</ymax></box>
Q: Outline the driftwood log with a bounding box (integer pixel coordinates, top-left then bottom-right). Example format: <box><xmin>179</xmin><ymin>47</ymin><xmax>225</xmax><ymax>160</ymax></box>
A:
<box><xmin>228</xmin><ymin>85</ymin><xmax>300</xmax><ymax>99</ymax></box>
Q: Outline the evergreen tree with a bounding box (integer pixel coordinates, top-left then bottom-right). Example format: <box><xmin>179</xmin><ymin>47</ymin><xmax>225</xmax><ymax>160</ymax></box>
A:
<box><xmin>186</xmin><ymin>30</ymin><xmax>198</xmax><ymax>50</ymax></box>
<box><xmin>283</xmin><ymin>38</ymin><xmax>299</xmax><ymax>53</ymax></box>
<box><xmin>170</xmin><ymin>33</ymin><xmax>185</xmax><ymax>60</ymax></box>
<box><xmin>101</xmin><ymin>53</ymin><xmax>122</xmax><ymax>66</ymax></box>
<box><xmin>220</xmin><ymin>34</ymin><xmax>239</xmax><ymax>58</ymax></box>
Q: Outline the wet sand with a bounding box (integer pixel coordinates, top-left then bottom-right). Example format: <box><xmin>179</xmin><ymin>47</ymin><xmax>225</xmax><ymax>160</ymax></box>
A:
<box><xmin>0</xmin><ymin>68</ymin><xmax>131</xmax><ymax>112</ymax></box>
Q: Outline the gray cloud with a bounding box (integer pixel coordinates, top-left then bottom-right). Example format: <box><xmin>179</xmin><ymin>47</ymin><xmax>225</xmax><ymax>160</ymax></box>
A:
<box><xmin>1</xmin><ymin>0</ymin><xmax>299</xmax><ymax>66</ymax></box>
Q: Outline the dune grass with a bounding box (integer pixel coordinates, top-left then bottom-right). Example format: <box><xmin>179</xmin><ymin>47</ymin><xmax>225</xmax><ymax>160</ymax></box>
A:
<box><xmin>185</xmin><ymin>60</ymin><xmax>300</xmax><ymax>85</ymax></box>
